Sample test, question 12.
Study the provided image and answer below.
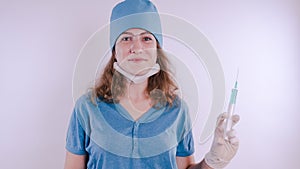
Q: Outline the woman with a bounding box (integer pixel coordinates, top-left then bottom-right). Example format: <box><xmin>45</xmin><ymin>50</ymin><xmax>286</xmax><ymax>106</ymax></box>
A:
<box><xmin>64</xmin><ymin>0</ymin><xmax>239</xmax><ymax>168</ymax></box>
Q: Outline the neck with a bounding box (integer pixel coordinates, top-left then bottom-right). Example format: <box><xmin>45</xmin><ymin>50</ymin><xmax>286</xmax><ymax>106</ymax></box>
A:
<box><xmin>119</xmin><ymin>79</ymin><xmax>152</xmax><ymax>121</ymax></box>
<box><xmin>124</xmin><ymin>80</ymin><xmax>149</xmax><ymax>101</ymax></box>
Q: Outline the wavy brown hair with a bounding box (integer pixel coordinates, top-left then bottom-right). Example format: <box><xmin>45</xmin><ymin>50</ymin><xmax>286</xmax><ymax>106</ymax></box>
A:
<box><xmin>91</xmin><ymin>44</ymin><xmax>178</xmax><ymax>107</ymax></box>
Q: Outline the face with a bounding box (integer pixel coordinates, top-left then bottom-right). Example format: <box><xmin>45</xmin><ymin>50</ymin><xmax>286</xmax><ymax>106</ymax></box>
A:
<box><xmin>115</xmin><ymin>28</ymin><xmax>157</xmax><ymax>75</ymax></box>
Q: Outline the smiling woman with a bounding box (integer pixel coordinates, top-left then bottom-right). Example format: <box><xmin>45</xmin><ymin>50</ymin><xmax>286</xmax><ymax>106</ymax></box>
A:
<box><xmin>2</xmin><ymin>0</ymin><xmax>300</xmax><ymax>168</ymax></box>
<box><xmin>115</xmin><ymin>29</ymin><xmax>158</xmax><ymax>76</ymax></box>
<box><xmin>64</xmin><ymin>0</ymin><xmax>240</xmax><ymax>169</ymax></box>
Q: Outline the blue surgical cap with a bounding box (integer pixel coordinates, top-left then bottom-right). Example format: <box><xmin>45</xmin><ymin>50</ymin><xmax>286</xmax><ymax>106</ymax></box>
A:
<box><xmin>110</xmin><ymin>0</ymin><xmax>163</xmax><ymax>49</ymax></box>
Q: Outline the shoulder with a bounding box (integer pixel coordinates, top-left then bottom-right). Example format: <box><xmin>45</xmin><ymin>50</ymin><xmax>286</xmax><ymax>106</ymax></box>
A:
<box><xmin>74</xmin><ymin>92</ymin><xmax>97</xmax><ymax>113</ymax></box>
<box><xmin>171</xmin><ymin>97</ymin><xmax>192</xmax><ymax>131</ymax></box>
<box><xmin>170</xmin><ymin>96</ymin><xmax>189</xmax><ymax>113</ymax></box>
<box><xmin>164</xmin><ymin>97</ymin><xmax>190</xmax><ymax>127</ymax></box>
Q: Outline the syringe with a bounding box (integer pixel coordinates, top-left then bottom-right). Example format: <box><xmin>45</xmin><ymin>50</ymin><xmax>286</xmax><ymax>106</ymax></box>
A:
<box><xmin>224</xmin><ymin>70</ymin><xmax>239</xmax><ymax>139</ymax></box>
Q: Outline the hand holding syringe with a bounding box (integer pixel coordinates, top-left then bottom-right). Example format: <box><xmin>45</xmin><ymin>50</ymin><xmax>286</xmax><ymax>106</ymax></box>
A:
<box><xmin>204</xmin><ymin>70</ymin><xmax>240</xmax><ymax>168</ymax></box>
<box><xmin>224</xmin><ymin>70</ymin><xmax>239</xmax><ymax>139</ymax></box>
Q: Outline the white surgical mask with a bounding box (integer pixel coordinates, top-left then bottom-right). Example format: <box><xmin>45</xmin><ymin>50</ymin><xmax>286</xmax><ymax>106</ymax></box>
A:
<box><xmin>113</xmin><ymin>62</ymin><xmax>160</xmax><ymax>84</ymax></box>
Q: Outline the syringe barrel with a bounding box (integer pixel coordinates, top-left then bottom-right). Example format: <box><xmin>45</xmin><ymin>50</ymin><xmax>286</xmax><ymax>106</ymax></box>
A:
<box><xmin>224</xmin><ymin>87</ymin><xmax>238</xmax><ymax>139</ymax></box>
<box><xmin>224</xmin><ymin>103</ymin><xmax>235</xmax><ymax>138</ymax></box>
<box><xmin>229</xmin><ymin>88</ymin><xmax>238</xmax><ymax>104</ymax></box>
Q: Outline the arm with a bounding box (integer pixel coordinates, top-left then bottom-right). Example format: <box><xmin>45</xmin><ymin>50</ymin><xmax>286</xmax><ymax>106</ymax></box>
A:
<box><xmin>176</xmin><ymin>155</ymin><xmax>212</xmax><ymax>169</ymax></box>
<box><xmin>177</xmin><ymin>113</ymin><xmax>240</xmax><ymax>169</ymax></box>
<box><xmin>65</xmin><ymin>104</ymin><xmax>89</xmax><ymax>169</ymax></box>
<box><xmin>64</xmin><ymin>151</ymin><xmax>87</xmax><ymax>169</ymax></box>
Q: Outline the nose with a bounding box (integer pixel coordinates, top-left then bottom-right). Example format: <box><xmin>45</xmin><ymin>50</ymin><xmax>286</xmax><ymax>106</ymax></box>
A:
<box><xmin>129</xmin><ymin>38</ymin><xmax>143</xmax><ymax>54</ymax></box>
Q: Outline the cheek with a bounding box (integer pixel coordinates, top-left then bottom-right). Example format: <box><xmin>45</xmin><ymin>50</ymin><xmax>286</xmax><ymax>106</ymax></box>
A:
<box><xmin>115</xmin><ymin>46</ymin><xmax>128</xmax><ymax>61</ymax></box>
<box><xmin>151</xmin><ymin>55</ymin><xmax>157</xmax><ymax>64</ymax></box>
<box><xmin>148</xmin><ymin>49</ymin><xmax>158</xmax><ymax>63</ymax></box>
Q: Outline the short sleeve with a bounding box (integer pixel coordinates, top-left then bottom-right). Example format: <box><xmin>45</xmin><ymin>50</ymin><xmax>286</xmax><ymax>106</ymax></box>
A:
<box><xmin>176</xmin><ymin>130</ymin><xmax>195</xmax><ymax>157</ymax></box>
<box><xmin>65</xmin><ymin>109</ymin><xmax>88</xmax><ymax>155</ymax></box>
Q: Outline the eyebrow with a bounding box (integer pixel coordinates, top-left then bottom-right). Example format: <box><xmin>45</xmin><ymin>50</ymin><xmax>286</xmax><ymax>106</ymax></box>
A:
<box><xmin>121</xmin><ymin>31</ymin><xmax>152</xmax><ymax>36</ymax></box>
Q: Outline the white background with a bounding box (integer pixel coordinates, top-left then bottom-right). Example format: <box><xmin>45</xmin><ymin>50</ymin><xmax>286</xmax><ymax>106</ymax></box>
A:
<box><xmin>1</xmin><ymin>0</ymin><xmax>299</xmax><ymax>168</ymax></box>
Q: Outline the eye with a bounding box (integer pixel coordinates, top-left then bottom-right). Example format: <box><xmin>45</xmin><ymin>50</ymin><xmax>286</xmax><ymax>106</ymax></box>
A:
<box><xmin>121</xmin><ymin>36</ymin><xmax>132</xmax><ymax>41</ymax></box>
<box><xmin>143</xmin><ymin>36</ymin><xmax>153</xmax><ymax>41</ymax></box>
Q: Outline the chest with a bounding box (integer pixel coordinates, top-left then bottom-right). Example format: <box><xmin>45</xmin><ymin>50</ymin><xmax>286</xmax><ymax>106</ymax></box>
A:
<box><xmin>119</xmin><ymin>99</ymin><xmax>153</xmax><ymax>121</ymax></box>
<box><xmin>80</xmin><ymin>101</ymin><xmax>186</xmax><ymax>158</ymax></box>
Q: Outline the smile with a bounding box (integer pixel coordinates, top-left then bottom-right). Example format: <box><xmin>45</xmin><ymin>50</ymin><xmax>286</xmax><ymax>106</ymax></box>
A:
<box><xmin>128</xmin><ymin>58</ymin><xmax>147</xmax><ymax>62</ymax></box>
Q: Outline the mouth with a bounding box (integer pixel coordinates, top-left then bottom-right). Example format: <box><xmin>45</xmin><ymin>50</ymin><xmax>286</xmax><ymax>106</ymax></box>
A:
<box><xmin>128</xmin><ymin>58</ymin><xmax>147</xmax><ymax>62</ymax></box>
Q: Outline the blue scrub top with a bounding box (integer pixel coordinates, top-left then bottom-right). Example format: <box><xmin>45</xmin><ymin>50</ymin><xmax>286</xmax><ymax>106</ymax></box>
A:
<box><xmin>66</xmin><ymin>93</ymin><xmax>194</xmax><ymax>169</ymax></box>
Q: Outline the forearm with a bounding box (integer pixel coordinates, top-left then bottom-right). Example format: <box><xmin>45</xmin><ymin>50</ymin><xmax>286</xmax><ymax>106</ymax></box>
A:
<box><xmin>187</xmin><ymin>159</ymin><xmax>213</xmax><ymax>169</ymax></box>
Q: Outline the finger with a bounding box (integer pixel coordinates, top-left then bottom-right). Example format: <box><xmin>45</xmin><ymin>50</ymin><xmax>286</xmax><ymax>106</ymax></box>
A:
<box><xmin>216</xmin><ymin>112</ymin><xmax>228</xmax><ymax>127</ymax></box>
<box><xmin>229</xmin><ymin>137</ymin><xmax>239</xmax><ymax>146</ymax></box>
<box><xmin>215</xmin><ymin>113</ymin><xmax>228</xmax><ymax>134</ymax></box>
<box><xmin>228</xmin><ymin>129</ymin><xmax>239</xmax><ymax>146</ymax></box>
<box><xmin>231</xmin><ymin>114</ymin><xmax>240</xmax><ymax>128</ymax></box>
<box><xmin>227</xmin><ymin>129</ymin><xmax>237</xmax><ymax>139</ymax></box>
<box><xmin>216</xmin><ymin>136</ymin><xmax>225</xmax><ymax>145</ymax></box>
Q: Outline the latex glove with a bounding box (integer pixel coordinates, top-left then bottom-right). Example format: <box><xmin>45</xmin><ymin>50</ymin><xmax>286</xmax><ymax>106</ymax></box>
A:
<box><xmin>204</xmin><ymin>112</ymin><xmax>240</xmax><ymax>169</ymax></box>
